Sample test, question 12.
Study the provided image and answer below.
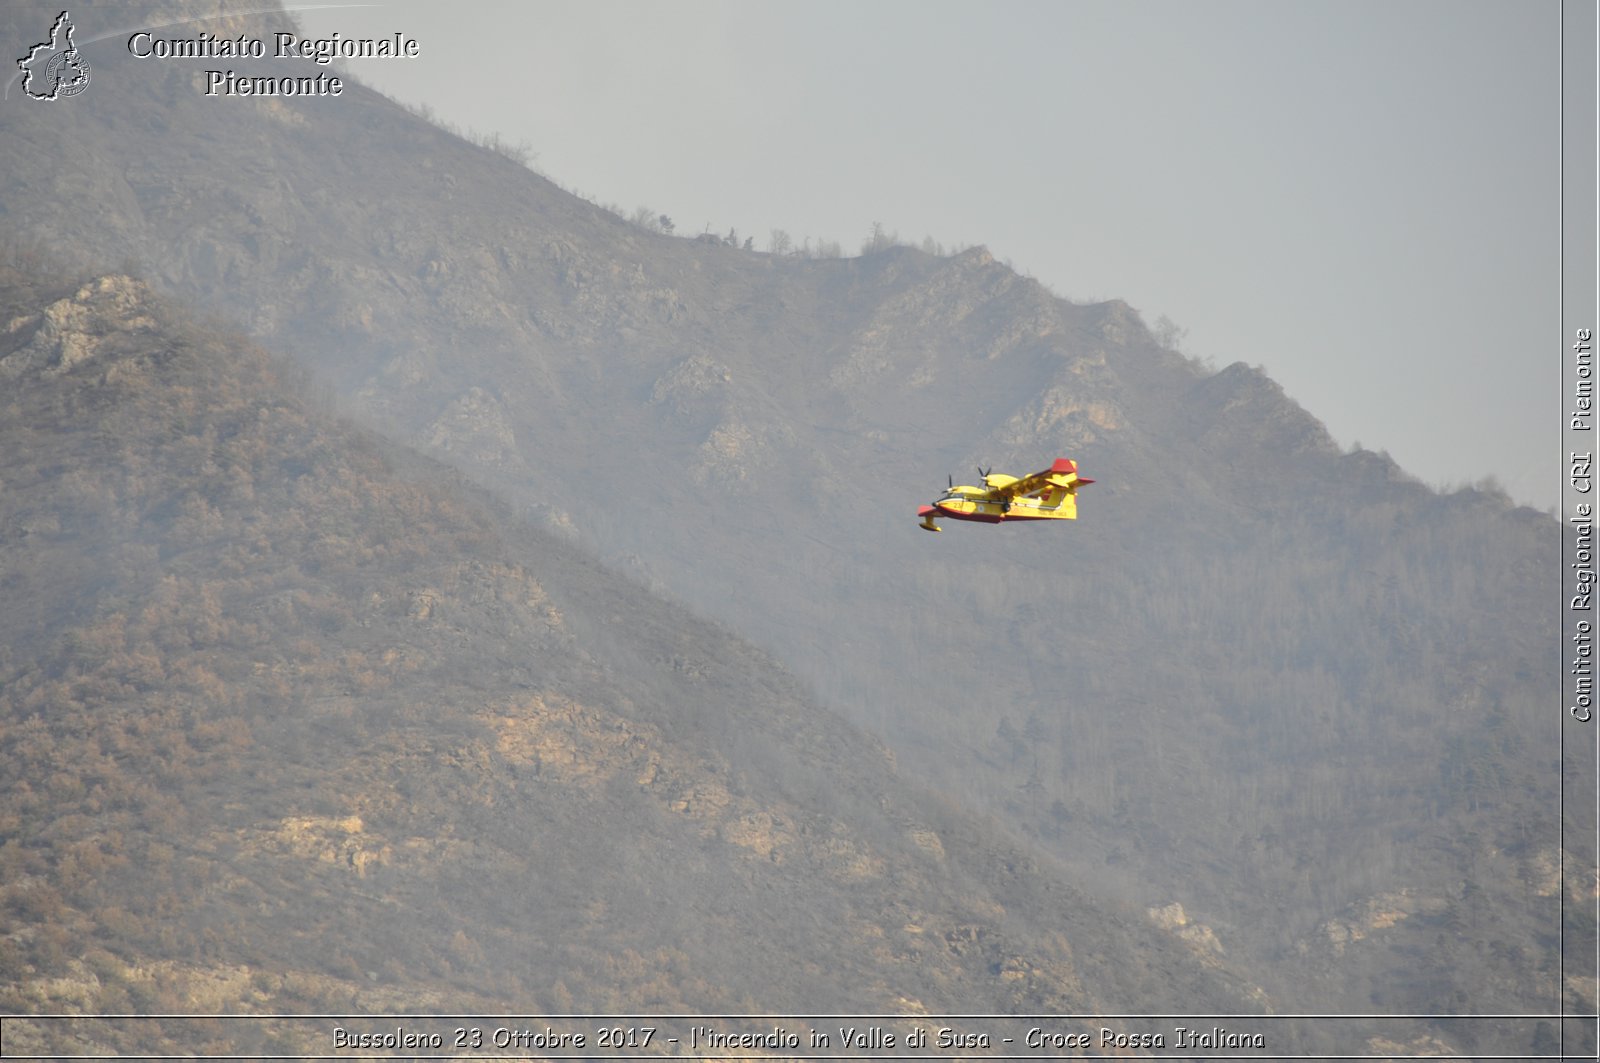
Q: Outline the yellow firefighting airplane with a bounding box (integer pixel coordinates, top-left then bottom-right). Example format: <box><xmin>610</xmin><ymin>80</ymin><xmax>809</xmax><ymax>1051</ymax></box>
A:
<box><xmin>918</xmin><ymin>458</ymin><xmax>1093</xmax><ymax>531</ymax></box>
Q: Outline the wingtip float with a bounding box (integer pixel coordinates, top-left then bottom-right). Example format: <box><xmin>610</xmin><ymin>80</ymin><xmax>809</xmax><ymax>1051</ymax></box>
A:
<box><xmin>918</xmin><ymin>457</ymin><xmax>1093</xmax><ymax>532</ymax></box>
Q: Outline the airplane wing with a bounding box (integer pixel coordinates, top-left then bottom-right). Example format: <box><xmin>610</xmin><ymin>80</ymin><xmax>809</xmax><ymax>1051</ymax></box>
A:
<box><xmin>992</xmin><ymin>458</ymin><xmax>1094</xmax><ymax>502</ymax></box>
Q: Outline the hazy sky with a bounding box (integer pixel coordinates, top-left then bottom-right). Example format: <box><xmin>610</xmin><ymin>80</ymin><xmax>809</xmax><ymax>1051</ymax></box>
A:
<box><xmin>298</xmin><ymin>0</ymin><xmax>1562</xmax><ymax>510</ymax></box>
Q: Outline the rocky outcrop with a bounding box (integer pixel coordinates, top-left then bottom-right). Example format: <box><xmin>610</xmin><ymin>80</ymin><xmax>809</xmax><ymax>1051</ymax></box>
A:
<box><xmin>419</xmin><ymin>387</ymin><xmax>521</xmax><ymax>469</ymax></box>
<box><xmin>0</xmin><ymin>275</ymin><xmax>155</xmax><ymax>379</ymax></box>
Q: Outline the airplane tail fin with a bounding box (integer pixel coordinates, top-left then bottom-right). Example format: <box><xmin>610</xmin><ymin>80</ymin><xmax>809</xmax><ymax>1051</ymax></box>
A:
<box><xmin>1036</xmin><ymin>460</ymin><xmax>1091</xmax><ymax>517</ymax></box>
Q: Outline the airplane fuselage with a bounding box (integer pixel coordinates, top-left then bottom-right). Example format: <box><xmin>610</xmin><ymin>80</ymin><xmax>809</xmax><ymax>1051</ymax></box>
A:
<box><xmin>917</xmin><ymin>459</ymin><xmax>1092</xmax><ymax>531</ymax></box>
<box><xmin>922</xmin><ymin>490</ymin><xmax>1070</xmax><ymax>524</ymax></box>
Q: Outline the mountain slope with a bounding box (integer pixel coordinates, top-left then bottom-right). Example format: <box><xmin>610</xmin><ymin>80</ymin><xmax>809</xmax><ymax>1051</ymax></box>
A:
<box><xmin>0</xmin><ymin>0</ymin><xmax>1582</xmax><ymax>1049</ymax></box>
<box><xmin>0</xmin><ymin>261</ymin><xmax>1279</xmax><ymax>1056</ymax></box>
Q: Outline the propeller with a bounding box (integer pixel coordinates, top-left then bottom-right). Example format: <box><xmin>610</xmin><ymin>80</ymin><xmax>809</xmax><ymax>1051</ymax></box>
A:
<box><xmin>977</xmin><ymin>465</ymin><xmax>1009</xmax><ymax>511</ymax></box>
